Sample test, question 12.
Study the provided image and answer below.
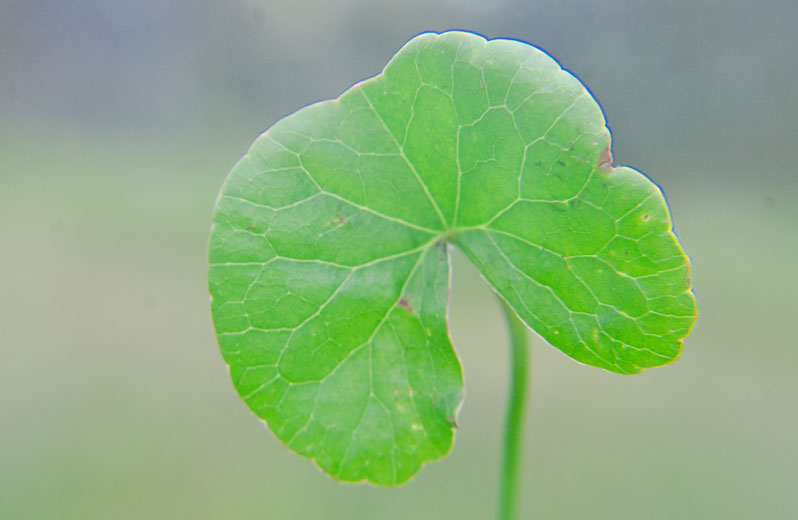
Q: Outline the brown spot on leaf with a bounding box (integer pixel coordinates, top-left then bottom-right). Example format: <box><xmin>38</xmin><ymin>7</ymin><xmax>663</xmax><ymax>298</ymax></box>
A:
<box><xmin>399</xmin><ymin>298</ymin><xmax>413</xmax><ymax>313</ymax></box>
<box><xmin>327</xmin><ymin>213</ymin><xmax>346</xmax><ymax>227</ymax></box>
<box><xmin>598</xmin><ymin>145</ymin><xmax>614</xmax><ymax>171</ymax></box>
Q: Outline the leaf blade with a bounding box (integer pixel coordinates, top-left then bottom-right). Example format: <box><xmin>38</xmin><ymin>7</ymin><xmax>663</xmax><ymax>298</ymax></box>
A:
<box><xmin>208</xmin><ymin>30</ymin><xmax>697</xmax><ymax>484</ymax></box>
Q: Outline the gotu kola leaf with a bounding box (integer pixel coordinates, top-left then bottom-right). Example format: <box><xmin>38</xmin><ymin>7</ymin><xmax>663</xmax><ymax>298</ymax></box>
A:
<box><xmin>208</xmin><ymin>31</ymin><xmax>697</xmax><ymax>486</ymax></box>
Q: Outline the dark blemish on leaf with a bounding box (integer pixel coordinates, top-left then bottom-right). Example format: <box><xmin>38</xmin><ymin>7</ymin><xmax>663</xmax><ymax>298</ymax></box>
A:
<box><xmin>327</xmin><ymin>214</ymin><xmax>346</xmax><ymax>227</ymax></box>
<box><xmin>643</xmin><ymin>213</ymin><xmax>650</xmax><ymax>221</ymax></box>
<box><xmin>598</xmin><ymin>145</ymin><xmax>614</xmax><ymax>171</ymax></box>
<box><xmin>556</xmin><ymin>159</ymin><xmax>566</xmax><ymax>166</ymax></box>
<box><xmin>534</xmin><ymin>160</ymin><xmax>544</xmax><ymax>167</ymax></box>
<box><xmin>436</xmin><ymin>240</ymin><xmax>447</xmax><ymax>261</ymax></box>
<box><xmin>479</xmin><ymin>77</ymin><xmax>486</xmax><ymax>89</ymax></box>
<box><xmin>399</xmin><ymin>298</ymin><xmax>414</xmax><ymax>313</ymax></box>
<box><xmin>247</xmin><ymin>225</ymin><xmax>256</xmax><ymax>231</ymax></box>
<box><xmin>447</xmin><ymin>415</ymin><xmax>459</xmax><ymax>428</ymax></box>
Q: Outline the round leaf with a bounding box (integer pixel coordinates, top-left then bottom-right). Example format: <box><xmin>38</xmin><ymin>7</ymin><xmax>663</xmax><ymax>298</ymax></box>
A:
<box><xmin>208</xmin><ymin>31</ymin><xmax>697</xmax><ymax>485</ymax></box>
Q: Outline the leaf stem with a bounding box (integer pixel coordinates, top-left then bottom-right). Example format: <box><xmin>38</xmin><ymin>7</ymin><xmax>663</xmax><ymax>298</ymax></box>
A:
<box><xmin>498</xmin><ymin>298</ymin><xmax>530</xmax><ymax>520</ymax></box>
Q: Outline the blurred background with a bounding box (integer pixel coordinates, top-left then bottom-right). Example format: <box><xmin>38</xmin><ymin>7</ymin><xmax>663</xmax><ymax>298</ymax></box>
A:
<box><xmin>1</xmin><ymin>1</ymin><xmax>796</xmax><ymax>518</ymax></box>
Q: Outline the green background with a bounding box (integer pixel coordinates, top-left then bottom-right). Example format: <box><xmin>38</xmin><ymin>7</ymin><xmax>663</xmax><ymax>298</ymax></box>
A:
<box><xmin>1</xmin><ymin>1</ymin><xmax>795</xmax><ymax>518</ymax></box>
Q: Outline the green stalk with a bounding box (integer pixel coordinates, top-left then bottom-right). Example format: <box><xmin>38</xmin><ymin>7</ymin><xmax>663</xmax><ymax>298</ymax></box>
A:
<box><xmin>498</xmin><ymin>298</ymin><xmax>530</xmax><ymax>520</ymax></box>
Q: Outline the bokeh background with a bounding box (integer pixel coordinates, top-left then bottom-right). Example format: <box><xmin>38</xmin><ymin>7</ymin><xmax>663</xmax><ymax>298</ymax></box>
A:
<box><xmin>2</xmin><ymin>1</ymin><xmax>796</xmax><ymax>518</ymax></box>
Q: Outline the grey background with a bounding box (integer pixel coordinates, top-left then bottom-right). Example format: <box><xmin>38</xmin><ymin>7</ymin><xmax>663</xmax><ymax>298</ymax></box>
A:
<box><xmin>2</xmin><ymin>1</ymin><xmax>796</xmax><ymax>518</ymax></box>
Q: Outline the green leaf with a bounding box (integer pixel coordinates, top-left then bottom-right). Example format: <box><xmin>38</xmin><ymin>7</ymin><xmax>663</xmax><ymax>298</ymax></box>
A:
<box><xmin>208</xmin><ymin>31</ymin><xmax>697</xmax><ymax>485</ymax></box>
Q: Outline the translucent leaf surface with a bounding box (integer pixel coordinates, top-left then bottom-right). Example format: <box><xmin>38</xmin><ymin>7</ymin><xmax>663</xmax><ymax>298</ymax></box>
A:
<box><xmin>208</xmin><ymin>31</ymin><xmax>697</xmax><ymax>485</ymax></box>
